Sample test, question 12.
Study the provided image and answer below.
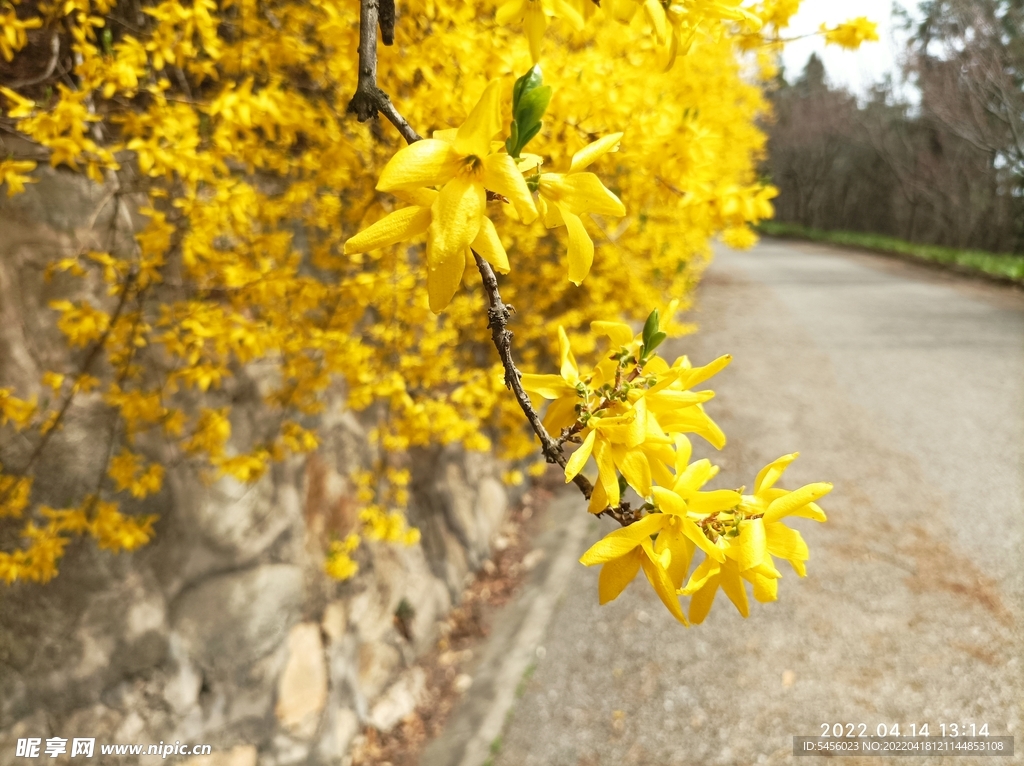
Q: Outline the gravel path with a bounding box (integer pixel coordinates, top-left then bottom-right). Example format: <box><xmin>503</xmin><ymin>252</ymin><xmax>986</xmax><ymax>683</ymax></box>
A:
<box><xmin>485</xmin><ymin>240</ymin><xmax>1024</xmax><ymax>766</ymax></box>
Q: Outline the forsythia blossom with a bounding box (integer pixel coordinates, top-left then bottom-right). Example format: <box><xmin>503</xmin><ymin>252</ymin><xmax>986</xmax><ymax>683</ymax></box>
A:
<box><xmin>822</xmin><ymin>17</ymin><xmax>880</xmax><ymax>50</ymax></box>
<box><xmin>0</xmin><ymin>0</ymin><xmax>837</xmax><ymax>600</ymax></box>
<box><xmin>526</xmin><ymin>312</ymin><xmax>832</xmax><ymax>624</ymax></box>
<box><xmin>346</xmin><ymin>74</ymin><xmax>625</xmax><ymax>311</ymax></box>
<box><xmin>535</xmin><ymin>133</ymin><xmax>626</xmax><ymax>285</ymax></box>
<box><xmin>346</xmin><ymin>80</ymin><xmax>537</xmax><ymax>312</ymax></box>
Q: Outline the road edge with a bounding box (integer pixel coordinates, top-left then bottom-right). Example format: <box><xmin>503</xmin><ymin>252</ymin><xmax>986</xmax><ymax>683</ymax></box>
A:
<box><xmin>419</xmin><ymin>489</ymin><xmax>590</xmax><ymax>766</ymax></box>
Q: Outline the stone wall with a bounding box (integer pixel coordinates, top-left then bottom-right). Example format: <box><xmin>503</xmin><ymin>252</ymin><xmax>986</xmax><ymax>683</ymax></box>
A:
<box><xmin>0</xmin><ymin>166</ymin><xmax>517</xmax><ymax>765</ymax></box>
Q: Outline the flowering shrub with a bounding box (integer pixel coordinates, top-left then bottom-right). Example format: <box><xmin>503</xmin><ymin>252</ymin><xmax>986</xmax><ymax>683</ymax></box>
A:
<box><xmin>0</xmin><ymin>0</ymin><xmax>871</xmax><ymax>619</ymax></box>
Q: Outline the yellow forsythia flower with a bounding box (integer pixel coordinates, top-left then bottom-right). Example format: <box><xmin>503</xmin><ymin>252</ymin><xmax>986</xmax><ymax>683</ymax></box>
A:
<box><xmin>535</xmin><ymin>133</ymin><xmax>626</xmax><ymax>285</ymax></box>
<box><xmin>822</xmin><ymin>17</ymin><xmax>880</xmax><ymax>50</ymax></box>
<box><xmin>346</xmin><ymin>80</ymin><xmax>537</xmax><ymax>313</ymax></box>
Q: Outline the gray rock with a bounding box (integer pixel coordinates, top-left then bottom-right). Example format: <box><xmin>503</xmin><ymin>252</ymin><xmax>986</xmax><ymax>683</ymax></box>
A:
<box><xmin>369</xmin><ymin>668</ymin><xmax>426</xmax><ymax>732</ymax></box>
<box><xmin>170</xmin><ymin>565</ymin><xmax>302</xmax><ymax>677</ymax></box>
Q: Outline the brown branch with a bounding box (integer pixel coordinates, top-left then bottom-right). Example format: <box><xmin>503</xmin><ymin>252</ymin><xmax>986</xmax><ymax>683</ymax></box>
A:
<box><xmin>7</xmin><ymin>32</ymin><xmax>60</xmax><ymax>90</ymax></box>
<box><xmin>0</xmin><ymin>267</ymin><xmax>138</xmax><ymax>508</ymax></box>
<box><xmin>349</xmin><ymin>7</ymin><xmax>636</xmax><ymax>526</ymax></box>
<box><xmin>472</xmin><ymin>256</ymin><xmax>639</xmax><ymax>527</ymax></box>
<box><xmin>346</xmin><ymin>0</ymin><xmax>421</xmax><ymax>144</ymax></box>
<box><xmin>378</xmin><ymin>0</ymin><xmax>396</xmax><ymax>45</ymax></box>
<box><xmin>472</xmin><ymin>254</ymin><xmax>574</xmax><ymax>473</ymax></box>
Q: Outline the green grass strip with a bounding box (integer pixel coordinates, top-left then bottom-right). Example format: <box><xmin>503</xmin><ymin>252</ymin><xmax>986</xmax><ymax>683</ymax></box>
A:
<box><xmin>757</xmin><ymin>221</ymin><xmax>1024</xmax><ymax>283</ymax></box>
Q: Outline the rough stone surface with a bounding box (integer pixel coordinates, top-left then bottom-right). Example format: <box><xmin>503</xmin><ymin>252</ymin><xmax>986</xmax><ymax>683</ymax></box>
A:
<box><xmin>0</xmin><ymin>167</ymin><xmax>521</xmax><ymax>764</ymax></box>
<box><xmin>274</xmin><ymin>623</ymin><xmax>329</xmax><ymax>738</ymax></box>
<box><xmin>172</xmin><ymin>564</ymin><xmax>303</xmax><ymax>677</ymax></box>
<box><xmin>369</xmin><ymin>668</ymin><xmax>427</xmax><ymax>732</ymax></box>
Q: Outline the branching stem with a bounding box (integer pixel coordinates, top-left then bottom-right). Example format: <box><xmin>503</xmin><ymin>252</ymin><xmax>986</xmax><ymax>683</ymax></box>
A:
<box><xmin>350</xmin><ymin>0</ymin><xmax>637</xmax><ymax>527</ymax></box>
<box><xmin>347</xmin><ymin>0</ymin><xmax>421</xmax><ymax>144</ymax></box>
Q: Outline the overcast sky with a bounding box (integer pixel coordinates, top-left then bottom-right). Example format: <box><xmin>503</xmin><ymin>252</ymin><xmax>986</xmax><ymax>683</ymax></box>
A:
<box><xmin>779</xmin><ymin>0</ymin><xmax>922</xmax><ymax>94</ymax></box>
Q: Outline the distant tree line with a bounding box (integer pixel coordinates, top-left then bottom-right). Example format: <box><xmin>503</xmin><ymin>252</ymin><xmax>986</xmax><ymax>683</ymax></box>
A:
<box><xmin>766</xmin><ymin>0</ymin><xmax>1024</xmax><ymax>254</ymax></box>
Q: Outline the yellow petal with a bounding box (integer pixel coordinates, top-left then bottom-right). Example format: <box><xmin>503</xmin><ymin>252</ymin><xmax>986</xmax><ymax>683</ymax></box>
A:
<box><xmin>673</xmin><ymin>457</ymin><xmax>717</xmax><ymax>494</ymax></box>
<box><xmin>681</xmin><ymin>517</ymin><xmax>726</xmax><ymax>562</ymax></box>
<box><xmin>471</xmin><ymin>214</ymin><xmax>510</xmax><ymax>273</ymax></box>
<box><xmin>655</xmin><ymin>523</ymin><xmax>695</xmax><ymax>589</ymax></box>
<box><xmin>591</xmin><ymin>357</ymin><xmax>619</xmax><ymax>389</ymax></box>
<box><xmin>745</xmin><ymin>568</ymin><xmax>779</xmax><ymax>602</ymax></box>
<box><xmin>587</xmin><ymin>473</ymin><xmax>609</xmax><ymax>514</ymax></box>
<box><xmin>377</xmin><ymin>139</ymin><xmax>459</xmax><ymax>192</ymax></box>
<box><xmin>622</xmin><ymin>396</ymin><xmax>647</xmax><ymax>448</ymax></box>
<box><xmin>551</xmin><ymin>0</ymin><xmax>585</xmax><ymax>29</ymax></box>
<box><xmin>454</xmin><ymin>80</ymin><xmax>503</xmax><ymax>159</ymax></box>
<box><xmin>579</xmin><ymin>535</ymin><xmax>640</xmax><ymax>566</ymax></box>
<box><xmin>547</xmin><ymin>172</ymin><xmax>625</xmax><ymax>217</ymax></box>
<box><xmin>753</xmin><ymin>453</ymin><xmax>798</xmax><ymax>494</ymax></box>
<box><xmin>680</xmin><ymin>555</ymin><xmax>718</xmax><ymax>595</ymax></box>
<box><xmin>579</xmin><ymin>514</ymin><xmax>665</xmax><ymax>565</ymax></box>
<box><xmin>729</xmin><ymin>518</ymin><xmax>766</xmax><ymax>571</ymax></box>
<box><xmin>645</xmin><ymin>444</ymin><xmax>676</xmax><ymax>487</ymax></box>
<box><xmin>719</xmin><ymin>563</ymin><xmax>750</xmax><ymax>618</ymax></box>
<box><xmin>569</xmin><ymin>132</ymin><xmax>623</xmax><ymax>174</ymax></box>
<box><xmin>516</xmin><ymin>152</ymin><xmax>544</xmax><ymax>173</ymax></box>
<box><xmin>496</xmin><ymin>0</ymin><xmax>527</xmax><ymax>24</ymax></box>
<box><xmin>677</xmin><ymin>354</ymin><xmax>732</xmax><ymax>390</ymax></box>
<box><xmin>593</xmin><ymin>436</ymin><xmax>619</xmax><ymax>507</ymax></box>
<box><xmin>614</xmin><ymin>446</ymin><xmax>651</xmax><ymax>497</ymax></box>
<box><xmin>431</xmin><ymin>127</ymin><xmax>459</xmax><ymax>143</ymax></box>
<box><xmin>561</xmin><ymin>205</ymin><xmax>594</xmax><ymax>285</ymax></box>
<box><xmin>430</xmin><ymin>176</ymin><xmax>485</xmax><ymax>267</ymax></box>
<box><xmin>685</xmin><ymin>489</ymin><xmax>741</xmax><ymax>513</ymax></box>
<box><xmin>643</xmin><ymin>0</ymin><xmax>668</xmax><ymax>42</ymax></box>
<box><xmin>557</xmin><ymin>325</ymin><xmax>579</xmax><ymax>383</ymax></box>
<box><xmin>687</xmin><ymin>571</ymin><xmax>720</xmax><ymax>624</ymax></box>
<box><xmin>524</xmin><ymin>1</ymin><xmax>547</xmax><ymax>63</ymax></box>
<box><xmin>673</xmin><ymin>434</ymin><xmax>693</xmax><ymax>474</ymax></box>
<box><xmin>640</xmin><ymin>543</ymin><xmax>689</xmax><ymax>624</ymax></box>
<box><xmin>598</xmin><ymin>549</ymin><xmax>642</xmax><ymax>604</ymax></box>
<box><xmin>651</xmin><ymin>486</ymin><xmax>685</xmax><ymax>516</ymax></box>
<box><xmin>540</xmin><ymin>192</ymin><xmax>565</xmax><ymax>228</ymax></box>
<box><xmin>564</xmin><ymin>429</ymin><xmax>596</xmax><ymax>482</ymax></box>
<box><xmin>660</xmin><ymin>405</ymin><xmax>726</xmax><ymax>449</ymax></box>
<box><xmin>520</xmin><ymin>374</ymin><xmax>574</xmax><ymax>399</ymax></box>
<box><xmin>763</xmin><ymin>482</ymin><xmax>832</xmax><ymax>524</ymax></box>
<box><xmin>542</xmin><ymin>394</ymin><xmax>580</xmax><ymax>434</ymax></box>
<box><xmin>426</xmin><ymin>230</ymin><xmax>467</xmax><ymax>313</ymax></box>
<box><xmin>483</xmin><ymin>153</ymin><xmax>539</xmax><ymax>224</ymax></box>
<box><xmin>591</xmin><ymin>320</ymin><xmax>634</xmax><ymax>348</ymax></box>
<box><xmin>426</xmin><ymin>177</ymin><xmax>484</xmax><ymax>312</ymax></box>
<box><xmin>765</xmin><ymin>522</ymin><xmax>809</xmax><ymax>575</ymax></box>
<box><xmin>344</xmin><ymin>206</ymin><xmax>431</xmax><ymax>255</ymax></box>
<box><xmin>391</xmin><ymin>188</ymin><xmax>439</xmax><ymax>207</ymax></box>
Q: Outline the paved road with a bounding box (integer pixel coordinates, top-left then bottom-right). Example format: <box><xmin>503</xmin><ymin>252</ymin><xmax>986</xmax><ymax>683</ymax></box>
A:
<box><xmin>484</xmin><ymin>241</ymin><xmax>1023</xmax><ymax>765</ymax></box>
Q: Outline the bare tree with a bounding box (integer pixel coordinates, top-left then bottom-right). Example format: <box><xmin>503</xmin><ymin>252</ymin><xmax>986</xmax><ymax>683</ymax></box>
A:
<box><xmin>764</xmin><ymin>4</ymin><xmax>1024</xmax><ymax>255</ymax></box>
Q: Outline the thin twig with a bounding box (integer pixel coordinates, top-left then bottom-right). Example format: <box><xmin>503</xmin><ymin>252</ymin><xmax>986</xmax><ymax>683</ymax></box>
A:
<box><xmin>0</xmin><ymin>267</ymin><xmax>138</xmax><ymax>508</ymax></box>
<box><xmin>6</xmin><ymin>32</ymin><xmax>60</xmax><ymax>89</ymax></box>
<box><xmin>349</xmin><ymin>0</ymin><xmax>636</xmax><ymax>526</ymax></box>
<box><xmin>346</xmin><ymin>0</ymin><xmax>421</xmax><ymax>144</ymax></box>
<box><xmin>472</xmin><ymin>254</ymin><xmax>638</xmax><ymax>527</ymax></box>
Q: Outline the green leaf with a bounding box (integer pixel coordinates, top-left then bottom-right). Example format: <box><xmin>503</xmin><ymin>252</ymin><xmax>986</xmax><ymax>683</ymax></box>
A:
<box><xmin>517</xmin><ymin>122</ymin><xmax>542</xmax><ymax>153</ymax></box>
<box><xmin>512</xmin><ymin>65</ymin><xmax>544</xmax><ymax>112</ymax></box>
<box><xmin>642</xmin><ymin>309</ymin><xmax>660</xmax><ymax>345</ymax></box>
<box><xmin>510</xmin><ymin>66</ymin><xmax>549</xmax><ymax>157</ymax></box>
<box><xmin>645</xmin><ymin>331</ymin><xmax>667</xmax><ymax>356</ymax></box>
<box><xmin>515</xmin><ymin>85</ymin><xmax>552</xmax><ymax>135</ymax></box>
<box><xmin>505</xmin><ymin>120</ymin><xmax>520</xmax><ymax>157</ymax></box>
